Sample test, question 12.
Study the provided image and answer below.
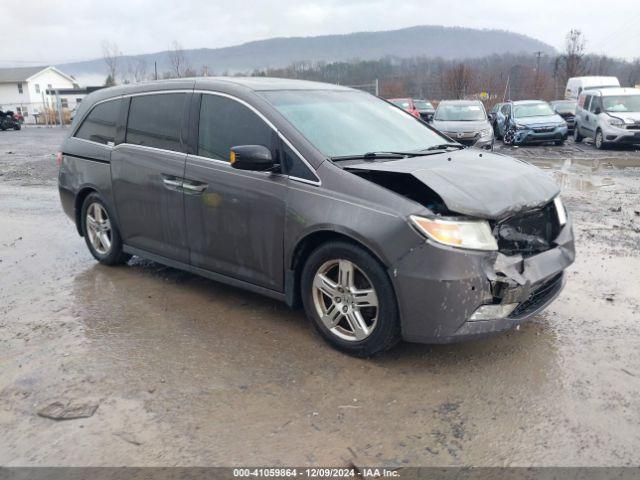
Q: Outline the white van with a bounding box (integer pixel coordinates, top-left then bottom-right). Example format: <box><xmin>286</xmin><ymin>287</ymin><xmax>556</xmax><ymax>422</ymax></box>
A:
<box><xmin>565</xmin><ymin>76</ymin><xmax>620</xmax><ymax>100</ymax></box>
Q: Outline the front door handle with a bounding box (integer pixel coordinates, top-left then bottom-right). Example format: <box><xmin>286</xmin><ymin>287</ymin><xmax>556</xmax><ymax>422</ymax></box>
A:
<box><xmin>182</xmin><ymin>181</ymin><xmax>208</xmax><ymax>194</ymax></box>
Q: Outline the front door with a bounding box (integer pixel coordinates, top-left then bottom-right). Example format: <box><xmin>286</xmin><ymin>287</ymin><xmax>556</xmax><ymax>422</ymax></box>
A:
<box><xmin>111</xmin><ymin>92</ymin><xmax>190</xmax><ymax>263</ymax></box>
<box><xmin>183</xmin><ymin>93</ymin><xmax>287</xmax><ymax>291</ymax></box>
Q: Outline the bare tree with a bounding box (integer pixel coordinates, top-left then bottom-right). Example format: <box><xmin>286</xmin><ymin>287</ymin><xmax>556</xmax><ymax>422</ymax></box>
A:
<box><xmin>102</xmin><ymin>41</ymin><xmax>122</xmax><ymax>86</ymax></box>
<box><xmin>559</xmin><ymin>29</ymin><xmax>587</xmax><ymax>83</ymax></box>
<box><xmin>167</xmin><ymin>41</ymin><xmax>190</xmax><ymax>78</ymax></box>
<box><xmin>131</xmin><ymin>58</ymin><xmax>149</xmax><ymax>82</ymax></box>
<box><xmin>442</xmin><ymin>64</ymin><xmax>474</xmax><ymax>99</ymax></box>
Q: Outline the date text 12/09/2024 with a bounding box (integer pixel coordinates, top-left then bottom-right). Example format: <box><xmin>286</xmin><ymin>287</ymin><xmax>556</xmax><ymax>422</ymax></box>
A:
<box><xmin>233</xmin><ymin>468</ymin><xmax>400</xmax><ymax>478</ymax></box>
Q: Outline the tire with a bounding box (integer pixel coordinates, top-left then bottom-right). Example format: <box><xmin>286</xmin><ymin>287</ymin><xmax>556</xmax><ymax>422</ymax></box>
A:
<box><xmin>300</xmin><ymin>241</ymin><xmax>401</xmax><ymax>357</ymax></box>
<box><xmin>80</xmin><ymin>193</ymin><xmax>131</xmax><ymax>265</ymax></box>
<box><xmin>594</xmin><ymin>129</ymin><xmax>607</xmax><ymax>150</ymax></box>
<box><xmin>573</xmin><ymin>125</ymin><xmax>583</xmax><ymax>143</ymax></box>
<box><xmin>502</xmin><ymin>128</ymin><xmax>515</xmax><ymax>145</ymax></box>
<box><xmin>13</xmin><ymin>124</ymin><xmax>21</xmax><ymax>130</ymax></box>
<box><xmin>554</xmin><ymin>139</ymin><xmax>564</xmax><ymax>146</ymax></box>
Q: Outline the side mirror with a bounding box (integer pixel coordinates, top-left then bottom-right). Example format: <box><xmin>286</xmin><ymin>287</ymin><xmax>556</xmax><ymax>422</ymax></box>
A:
<box><xmin>230</xmin><ymin>145</ymin><xmax>276</xmax><ymax>172</ymax></box>
<box><xmin>487</xmin><ymin>112</ymin><xmax>496</xmax><ymax>122</ymax></box>
<box><xmin>594</xmin><ymin>107</ymin><xmax>602</xmax><ymax>115</ymax></box>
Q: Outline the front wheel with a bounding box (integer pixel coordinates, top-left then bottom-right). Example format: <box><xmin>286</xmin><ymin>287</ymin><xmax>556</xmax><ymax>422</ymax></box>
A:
<box><xmin>554</xmin><ymin>139</ymin><xmax>565</xmax><ymax>146</ymax></box>
<box><xmin>301</xmin><ymin>241</ymin><xmax>401</xmax><ymax>357</ymax></box>
<box><xmin>594</xmin><ymin>129</ymin><xmax>607</xmax><ymax>150</ymax></box>
<box><xmin>81</xmin><ymin>193</ymin><xmax>131</xmax><ymax>265</ymax></box>
<box><xmin>503</xmin><ymin>128</ymin><xmax>516</xmax><ymax>145</ymax></box>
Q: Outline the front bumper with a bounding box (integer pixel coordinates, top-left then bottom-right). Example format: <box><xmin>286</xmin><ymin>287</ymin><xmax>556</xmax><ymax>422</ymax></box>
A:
<box><xmin>602</xmin><ymin>127</ymin><xmax>640</xmax><ymax>144</ymax></box>
<box><xmin>390</xmin><ymin>219</ymin><xmax>575</xmax><ymax>344</ymax></box>
<box><xmin>514</xmin><ymin>126</ymin><xmax>568</xmax><ymax>144</ymax></box>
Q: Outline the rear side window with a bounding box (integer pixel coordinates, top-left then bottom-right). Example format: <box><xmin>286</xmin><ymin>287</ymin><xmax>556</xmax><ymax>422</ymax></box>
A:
<box><xmin>75</xmin><ymin>99</ymin><xmax>121</xmax><ymax>145</ymax></box>
<box><xmin>198</xmin><ymin>94</ymin><xmax>273</xmax><ymax>162</ymax></box>
<box><xmin>126</xmin><ymin>93</ymin><xmax>186</xmax><ymax>151</ymax></box>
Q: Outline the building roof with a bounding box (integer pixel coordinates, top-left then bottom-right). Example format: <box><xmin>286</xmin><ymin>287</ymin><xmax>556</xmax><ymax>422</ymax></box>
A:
<box><xmin>0</xmin><ymin>66</ymin><xmax>75</xmax><ymax>83</ymax></box>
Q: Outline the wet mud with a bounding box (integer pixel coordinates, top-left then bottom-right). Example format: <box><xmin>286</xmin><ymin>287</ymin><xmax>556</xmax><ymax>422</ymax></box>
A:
<box><xmin>1</xmin><ymin>128</ymin><xmax>639</xmax><ymax>466</ymax></box>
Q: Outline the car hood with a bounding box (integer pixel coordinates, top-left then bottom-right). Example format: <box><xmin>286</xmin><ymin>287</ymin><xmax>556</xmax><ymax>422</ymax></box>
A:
<box><xmin>432</xmin><ymin>120</ymin><xmax>490</xmax><ymax>133</ymax></box>
<box><xmin>606</xmin><ymin>111</ymin><xmax>640</xmax><ymax>123</ymax></box>
<box><xmin>346</xmin><ymin>149</ymin><xmax>559</xmax><ymax>219</ymax></box>
<box><xmin>516</xmin><ymin>114</ymin><xmax>564</xmax><ymax>126</ymax></box>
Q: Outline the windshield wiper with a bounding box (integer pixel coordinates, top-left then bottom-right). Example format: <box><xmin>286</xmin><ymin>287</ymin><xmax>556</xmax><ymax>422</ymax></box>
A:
<box><xmin>331</xmin><ymin>151</ymin><xmax>434</xmax><ymax>162</ymax></box>
<box><xmin>424</xmin><ymin>143</ymin><xmax>466</xmax><ymax>151</ymax></box>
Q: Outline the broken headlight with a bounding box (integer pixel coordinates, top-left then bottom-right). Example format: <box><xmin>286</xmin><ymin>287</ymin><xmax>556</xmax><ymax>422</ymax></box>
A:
<box><xmin>410</xmin><ymin>216</ymin><xmax>498</xmax><ymax>251</ymax></box>
<box><xmin>479</xmin><ymin>128</ymin><xmax>493</xmax><ymax>138</ymax></box>
<box><xmin>553</xmin><ymin>196</ymin><xmax>567</xmax><ymax>226</ymax></box>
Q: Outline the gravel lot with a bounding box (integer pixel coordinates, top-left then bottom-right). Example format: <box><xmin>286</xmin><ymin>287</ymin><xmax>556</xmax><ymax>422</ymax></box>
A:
<box><xmin>1</xmin><ymin>127</ymin><xmax>639</xmax><ymax>467</ymax></box>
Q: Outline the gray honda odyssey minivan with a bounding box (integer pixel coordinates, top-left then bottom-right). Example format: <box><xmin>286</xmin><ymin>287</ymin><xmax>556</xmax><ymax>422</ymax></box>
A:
<box><xmin>58</xmin><ymin>77</ymin><xmax>575</xmax><ymax>356</ymax></box>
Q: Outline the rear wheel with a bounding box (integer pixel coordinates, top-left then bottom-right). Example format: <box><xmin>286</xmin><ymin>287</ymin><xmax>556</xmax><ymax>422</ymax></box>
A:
<box><xmin>595</xmin><ymin>129</ymin><xmax>607</xmax><ymax>150</ymax></box>
<box><xmin>81</xmin><ymin>193</ymin><xmax>131</xmax><ymax>265</ymax></box>
<box><xmin>554</xmin><ymin>139</ymin><xmax>565</xmax><ymax>146</ymax></box>
<box><xmin>301</xmin><ymin>241</ymin><xmax>400</xmax><ymax>357</ymax></box>
<box><xmin>573</xmin><ymin>125</ymin><xmax>583</xmax><ymax>143</ymax></box>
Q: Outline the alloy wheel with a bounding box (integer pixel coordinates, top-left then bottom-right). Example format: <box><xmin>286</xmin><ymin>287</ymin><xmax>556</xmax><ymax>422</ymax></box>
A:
<box><xmin>86</xmin><ymin>202</ymin><xmax>112</xmax><ymax>255</ymax></box>
<box><xmin>311</xmin><ymin>259</ymin><xmax>379</xmax><ymax>341</ymax></box>
<box><xmin>595</xmin><ymin>130</ymin><xmax>603</xmax><ymax>149</ymax></box>
<box><xmin>503</xmin><ymin>128</ymin><xmax>515</xmax><ymax>145</ymax></box>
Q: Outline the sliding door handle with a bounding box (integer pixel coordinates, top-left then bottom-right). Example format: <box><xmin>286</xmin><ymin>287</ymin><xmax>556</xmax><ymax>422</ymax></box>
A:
<box><xmin>162</xmin><ymin>177</ymin><xmax>182</xmax><ymax>189</ymax></box>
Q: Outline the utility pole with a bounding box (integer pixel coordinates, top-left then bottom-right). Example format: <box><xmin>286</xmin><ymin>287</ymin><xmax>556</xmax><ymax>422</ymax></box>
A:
<box><xmin>534</xmin><ymin>51</ymin><xmax>543</xmax><ymax>97</ymax></box>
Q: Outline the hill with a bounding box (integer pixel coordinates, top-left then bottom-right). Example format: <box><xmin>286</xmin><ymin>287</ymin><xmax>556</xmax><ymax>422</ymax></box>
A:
<box><xmin>57</xmin><ymin>25</ymin><xmax>555</xmax><ymax>84</ymax></box>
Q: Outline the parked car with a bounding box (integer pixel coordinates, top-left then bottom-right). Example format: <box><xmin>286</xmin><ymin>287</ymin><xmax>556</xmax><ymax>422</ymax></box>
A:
<box><xmin>495</xmin><ymin>100</ymin><xmax>568</xmax><ymax>146</ymax></box>
<box><xmin>388</xmin><ymin>98</ymin><xmax>435</xmax><ymax>121</ymax></box>
<box><xmin>58</xmin><ymin>78</ymin><xmax>574</xmax><ymax>356</ymax></box>
<box><xmin>574</xmin><ymin>87</ymin><xmax>640</xmax><ymax>149</ymax></box>
<box><xmin>488</xmin><ymin>102</ymin><xmax>505</xmax><ymax>137</ymax></box>
<box><xmin>0</xmin><ymin>110</ymin><xmax>21</xmax><ymax>130</ymax></box>
<box><xmin>431</xmin><ymin>100</ymin><xmax>494</xmax><ymax>149</ymax></box>
<box><xmin>565</xmin><ymin>76</ymin><xmax>620</xmax><ymax>100</ymax></box>
<box><xmin>550</xmin><ymin>100</ymin><xmax>577</xmax><ymax>133</ymax></box>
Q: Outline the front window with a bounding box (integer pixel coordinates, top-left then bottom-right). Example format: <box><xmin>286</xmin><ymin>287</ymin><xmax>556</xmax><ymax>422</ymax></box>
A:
<box><xmin>261</xmin><ymin>90</ymin><xmax>446</xmax><ymax>158</ymax></box>
<box><xmin>602</xmin><ymin>95</ymin><xmax>640</xmax><ymax>113</ymax></box>
<box><xmin>513</xmin><ymin>102</ymin><xmax>554</xmax><ymax>118</ymax></box>
<box><xmin>413</xmin><ymin>100</ymin><xmax>433</xmax><ymax>111</ymax></box>
<box><xmin>390</xmin><ymin>99</ymin><xmax>411</xmax><ymax>109</ymax></box>
<box><xmin>435</xmin><ymin>103</ymin><xmax>486</xmax><ymax>121</ymax></box>
<box><xmin>551</xmin><ymin>101</ymin><xmax>576</xmax><ymax>114</ymax></box>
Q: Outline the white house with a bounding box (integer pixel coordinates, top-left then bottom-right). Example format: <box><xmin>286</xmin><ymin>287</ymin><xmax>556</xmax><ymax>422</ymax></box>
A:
<box><xmin>0</xmin><ymin>66</ymin><xmax>77</xmax><ymax>124</ymax></box>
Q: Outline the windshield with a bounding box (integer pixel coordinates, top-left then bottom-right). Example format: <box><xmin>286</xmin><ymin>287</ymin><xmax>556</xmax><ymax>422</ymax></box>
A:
<box><xmin>551</xmin><ymin>101</ymin><xmax>576</xmax><ymax>114</ymax></box>
<box><xmin>414</xmin><ymin>100</ymin><xmax>433</xmax><ymax>110</ymax></box>
<box><xmin>602</xmin><ymin>95</ymin><xmax>640</xmax><ymax>113</ymax></box>
<box><xmin>390</xmin><ymin>99</ymin><xmax>410</xmax><ymax>109</ymax></box>
<box><xmin>434</xmin><ymin>103</ymin><xmax>486</xmax><ymax>121</ymax></box>
<box><xmin>261</xmin><ymin>90</ymin><xmax>447</xmax><ymax>158</ymax></box>
<box><xmin>514</xmin><ymin>102</ymin><xmax>555</xmax><ymax>118</ymax></box>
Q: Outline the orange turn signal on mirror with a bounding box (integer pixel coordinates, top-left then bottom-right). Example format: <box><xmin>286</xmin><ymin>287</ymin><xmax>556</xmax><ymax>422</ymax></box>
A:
<box><xmin>229</xmin><ymin>150</ymin><xmax>236</xmax><ymax>164</ymax></box>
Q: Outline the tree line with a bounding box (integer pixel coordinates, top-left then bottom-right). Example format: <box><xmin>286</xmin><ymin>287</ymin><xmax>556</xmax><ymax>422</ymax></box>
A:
<box><xmin>103</xmin><ymin>30</ymin><xmax>640</xmax><ymax>106</ymax></box>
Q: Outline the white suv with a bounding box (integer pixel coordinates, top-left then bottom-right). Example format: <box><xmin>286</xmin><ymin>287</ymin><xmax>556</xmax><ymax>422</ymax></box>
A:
<box><xmin>574</xmin><ymin>87</ymin><xmax>640</xmax><ymax>149</ymax></box>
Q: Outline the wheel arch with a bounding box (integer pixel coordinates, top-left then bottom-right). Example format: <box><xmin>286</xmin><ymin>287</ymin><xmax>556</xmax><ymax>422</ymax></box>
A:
<box><xmin>74</xmin><ymin>185</ymin><xmax>100</xmax><ymax>236</ymax></box>
<box><xmin>285</xmin><ymin>228</ymin><xmax>390</xmax><ymax>309</ymax></box>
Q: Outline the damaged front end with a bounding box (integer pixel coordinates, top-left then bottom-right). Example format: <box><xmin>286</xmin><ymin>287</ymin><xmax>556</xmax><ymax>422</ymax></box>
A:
<box><xmin>343</xmin><ymin>150</ymin><xmax>575</xmax><ymax>343</ymax></box>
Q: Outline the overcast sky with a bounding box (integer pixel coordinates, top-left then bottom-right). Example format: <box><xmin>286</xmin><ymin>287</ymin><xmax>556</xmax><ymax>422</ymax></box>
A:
<box><xmin>1</xmin><ymin>0</ymin><xmax>639</xmax><ymax>66</ymax></box>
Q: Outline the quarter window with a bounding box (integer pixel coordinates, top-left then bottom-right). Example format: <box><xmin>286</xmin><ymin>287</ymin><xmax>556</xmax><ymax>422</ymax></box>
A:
<box><xmin>280</xmin><ymin>143</ymin><xmax>317</xmax><ymax>182</ymax></box>
<box><xmin>74</xmin><ymin>99</ymin><xmax>121</xmax><ymax>145</ymax></box>
<box><xmin>126</xmin><ymin>93</ymin><xmax>186</xmax><ymax>151</ymax></box>
<box><xmin>198</xmin><ymin>94</ymin><xmax>273</xmax><ymax>162</ymax></box>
